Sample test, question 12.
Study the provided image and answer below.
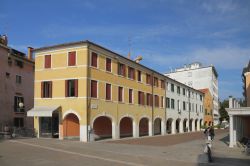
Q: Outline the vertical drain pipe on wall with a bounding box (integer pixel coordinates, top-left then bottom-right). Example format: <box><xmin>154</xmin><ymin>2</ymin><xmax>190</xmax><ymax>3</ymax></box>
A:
<box><xmin>86</xmin><ymin>43</ymin><xmax>90</xmax><ymax>142</ymax></box>
<box><xmin>151</xmin><ymin>72</ymin><xmax>154</xmax><ymax>136</ymax></box>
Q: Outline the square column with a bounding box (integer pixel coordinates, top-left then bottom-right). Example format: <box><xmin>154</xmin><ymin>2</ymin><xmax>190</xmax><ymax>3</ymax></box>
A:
<box><xmin>161</xmin><ymin>120</ymin><xmax>166</xmax><ymax>135</ymax></box>
<box><xmin>179</xmin><ymin>120</ymin><xmax>184</xmax><ymax>133</ymax></box>
<box><xmin>197</xmin><ymin>120</ymin><xmax>201</xmax><ymax>131</ymax></box>
<box><xmin>229</xmin><ymin>115</ymin><xmax>234</xmax><ymax>147</ymax></box>
<box><xmin>80</xmin><ymin>125</ymin><xmax>88</xmax><ymax>142</ymax></box>
<box><xmin>192</xmin><ymin>121</ymin><xmax>195</xmax><ymax>132</ymax></box>
<box><xmin>171</xmin><ymin>120</ymin><xmax>176</xmax><ymax>134</ymax></box>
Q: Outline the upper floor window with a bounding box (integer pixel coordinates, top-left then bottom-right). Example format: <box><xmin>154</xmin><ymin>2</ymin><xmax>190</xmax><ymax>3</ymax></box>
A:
<box><xmin>137</xmin><ymin>70</ymin><xmax>142</xmax><ymax>82</ymax></box>
<box><xmin>161</xmin><ymin>80</ymin><xmax>165</xmax><ymax>89</ymax></box>
<box><xmin>91</xmin><ymin>80</ymin><xmax>97</xmax><ymax>98</ymax></box>
<box><xmin>118</xmin><ymin>63</ymin><xmax>126</xmax><ymax>77</ymax></box>
<box><xmin>183</xmin><ymin>101</ymin><xmax>186</xmax><ymax>110</ymax></box>
<box><xmin>65</xmin><ymin>79</ymin><xmax>78</xmax><ymax>97</ymax></box>
<box><xmin>128</xmin><ymin>67</ymin><xmax>135</xmax><ymax>80</ymax></box>
<box><xmin>118</xmin><ymin>86</ymin><xmax>123</xmax><ymax>102</ymax></box>
<box><xmin>166</xmin><ymin>97</ymin><xmax>170</xmax><ymax>108</ymax></box>
<box><xmin>106</xmin><ymin>83</ymin><xmax>111</xmax><ymax>100</ymax></box>
<box><xmin>154</xmin><ymin>95</ymin><xmax>159</xmax><ymax>107</ymax></box>
<box><xmin>154</xmin><ymin>77</ymin><xmax>158</xmax><ymax>87</ymax></box>
<box><xmin>68</xmin><ymin>51</ymin><xmax>76</xmax><ymax>66</ymax></box>
<box><xmin>41</xmin><ymin>81</ymin><xmax>52</xmax><ymax>98</ymax></box>
<box><xmin>138</xmin><ymin>91</ymin><xmax>145</xmax><ymax>105</ymax></box>
<box><xmin>91</xmin><ymin>52</ymin><xmax>98</xmax><ymax>67</ymax></box>
<box><xmin>171</xmin><ymin>99</ymin><xmax>175</xmax><ymax>109</ymax></box>
<box><xmin>14</xmin><ymin>118</ymin><xmax>24</xmax><ymax>127</ymax></box>
<box><xmin>200</xmin><ymin>95</ymin><xmax>203</xmax><ymax>101</ymax></box>
<box><xmin>183</xmin><ymin>88</ymin><xmax>186</xmax><ymax>96</ymax></box>
<box><xmin>146</xmin><ymin>93</ymin><xmax>153</xmax><ymax>106</ymax></box>
<box><xmin>44</xmin><ymin>55</ymin><xmax>51</xmax><ymax>68</ymax></box>
<box><xmin>129</xmin><ymin>89</ymin><xmax>133</xmax><ymax>104</ymax></box>
<box><xmin>161</xmin><ymin>96</ymin><xmax>164</xmax><ymax>108</ymax></box>
<box><xmin>171</xmin><ymin>83</ymin><xmax>174</xmax><ymax>92</ymax></box>
<box><xmin>15</xmin><ymin>60</ymin><xmax>23</xmax><ymax>68</ymax></box>
<box><xmin>14</xmin><ymin>96</ymin><xmax>24</xmax><ymax>112</ymax></box>
<box><xmin>106</xmin><ymin>58</ymin><xmax>112</xmax><ymax>72</ymax></box>
<box><xmin>177</xmin><ymin>86</ymin><xmax>180</xmax><ymax>94</ymax></box>
<box><xmin>16</xmin><ymin>75</ymin><xmax>22</xmax><ymax>84</ymax></box>
<box><xmin>146</xmin><ymin>74</ymin><xmax>152</xmax><ymax>85</ymax></box>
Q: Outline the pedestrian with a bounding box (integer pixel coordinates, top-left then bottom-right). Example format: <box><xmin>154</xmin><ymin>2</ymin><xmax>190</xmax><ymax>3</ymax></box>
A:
<box><xmin>204</xmin><ymin>126</ymin><xmax>210</xmax><ymax>140</ymax></box>
<box><xmin>209</xmin><ymin>127</ymin><xmax>215</xmax><ymax>141</ymax></box>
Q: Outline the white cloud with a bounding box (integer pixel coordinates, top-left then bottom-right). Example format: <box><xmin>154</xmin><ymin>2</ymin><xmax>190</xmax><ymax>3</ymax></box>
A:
<box><xmin>201</xmin><ymin>0</ymin><xmax>238</xmax><ymax>13</ymax></box>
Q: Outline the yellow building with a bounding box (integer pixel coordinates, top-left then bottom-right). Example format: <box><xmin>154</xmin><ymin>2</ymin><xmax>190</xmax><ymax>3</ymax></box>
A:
<box><xmin>28</xmin><ymin>41</ymin><xmax>166</xmax><ymax>141</ymax></box>
<box><xmin>199</xmin><ymin>89</ymin><xmax>213</xmax><ymax>126</ymax></box>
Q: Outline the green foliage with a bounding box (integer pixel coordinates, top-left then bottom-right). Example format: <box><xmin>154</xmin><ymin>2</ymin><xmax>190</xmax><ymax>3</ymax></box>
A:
<box><xmin>219</xmin><ymin>100</ymin><xmax>229</xmax><ymax>122</ymax></box>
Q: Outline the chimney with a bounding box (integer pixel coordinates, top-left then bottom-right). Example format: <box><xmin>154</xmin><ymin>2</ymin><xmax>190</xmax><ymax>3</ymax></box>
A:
<box><xmin>0</xmin><ymin>35</ymin><xmax>8</xmax><ymax>46</ymax></box>
<box><xmin>229</xmin><ymin>96</ymin><xmax>233</xmax><ymax>108</ymax></box>
<box><xmin>27</xmin><ymin>47</ymin><xmax>33</xmax><ymax>60</ymax></box>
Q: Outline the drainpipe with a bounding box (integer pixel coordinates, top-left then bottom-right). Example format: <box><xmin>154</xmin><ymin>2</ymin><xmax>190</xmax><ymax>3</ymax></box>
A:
<box><xmin>86</xmin><ymin>43</ymin><xmax>90</xmax><ymax>142</ymax></box>
<box><xmin>164</xmin><ymin>78</ymin><xmax>167</xmax><ymax>133</ymax></box>
<box><xmin>188</xmin><ymin>88</ymin><xmax>191</xmax><ymax>132</ymax></box>
<box><xmin>151</xmin><ymin>72</ymin><xmax>154</xmax><ymax>136</ymax></box>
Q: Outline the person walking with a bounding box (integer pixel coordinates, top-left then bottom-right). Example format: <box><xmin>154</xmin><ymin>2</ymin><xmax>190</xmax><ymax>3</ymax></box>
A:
<box><xmin>204</xmin><ymin>126</ymin><xmax>210</xmax><ymax>140</ymax></box>
<box><xmin>209</xmin><ymin>127</ymin><xmax>215</xmax><ymax>141</ymax></box>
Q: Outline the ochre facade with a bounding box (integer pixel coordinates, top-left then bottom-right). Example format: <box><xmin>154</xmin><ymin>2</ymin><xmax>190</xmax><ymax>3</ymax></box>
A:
<box><xmin>199</xmin><ymin>89</ymin><xmax>213</xmax><ymax>126</ymax></box>
<box><xmin>32</xmin><ymin>41</ymin><xmax>166</xmax><ymax>141</ymax></box>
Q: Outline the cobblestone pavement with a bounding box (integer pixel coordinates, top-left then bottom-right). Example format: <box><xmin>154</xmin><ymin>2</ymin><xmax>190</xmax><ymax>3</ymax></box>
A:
<box><xmin>0</xmin><ymin>129</ymin><xmax>249</xmax><ymax>166</ymax></box>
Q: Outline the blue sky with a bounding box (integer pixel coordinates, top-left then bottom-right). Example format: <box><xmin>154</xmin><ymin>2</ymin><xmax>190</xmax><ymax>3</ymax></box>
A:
<box><xmin>1</xmin><ymin>0</ymin><xmax>250</xmax><ymax>100</ymax></box>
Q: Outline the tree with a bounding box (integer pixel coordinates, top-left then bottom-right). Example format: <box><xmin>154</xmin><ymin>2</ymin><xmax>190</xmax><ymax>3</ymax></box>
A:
<box><xmin>219</xmin><ymin>100</ymin><xmax>229</xmax><ymax>122</ymax></box>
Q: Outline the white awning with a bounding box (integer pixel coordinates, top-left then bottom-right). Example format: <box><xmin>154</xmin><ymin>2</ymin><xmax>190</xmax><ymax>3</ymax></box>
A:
<box><xmin>27</xmin><ymin>106</ymin><xmax>60</xmax><ymax>117</ymax></box>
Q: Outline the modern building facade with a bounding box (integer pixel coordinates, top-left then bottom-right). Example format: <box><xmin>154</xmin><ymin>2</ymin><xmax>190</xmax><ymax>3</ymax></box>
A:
<box><xmin>199</xmin><ymin>88</ymin><xmax>213</xmax><ymax>127</ymax></box>
<box><xmin>0</xmin><ymin>35</ymin><xmax>34</xmax><ymax>131</ymax></box>
<box><xmin>165</xmin><ymin>77</ymin><xmax>204</xmax><ymax>134</ymax></box>
<box><xmin>28</xmin><ymin>41</ymin><xmax>168</xmax><ymax>142</ymax></box>
<box><xmin>165</xmin><ymin>62</ymin><xmax>219</xmax><ymax>125</ymax></box>
<box><xmin>226</xmin><ymin>63</ymin><xmax>250</xmax><ymax>147</ymax></box>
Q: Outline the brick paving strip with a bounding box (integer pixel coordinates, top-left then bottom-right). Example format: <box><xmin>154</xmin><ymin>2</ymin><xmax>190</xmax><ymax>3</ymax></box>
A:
<box><xmin>107</xmin><ymin>129</ymin><xmax>229</xmax><ymax>146</ymax></box>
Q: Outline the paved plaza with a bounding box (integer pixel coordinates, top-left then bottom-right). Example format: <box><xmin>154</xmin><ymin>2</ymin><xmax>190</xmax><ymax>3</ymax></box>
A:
<box><xmin>0</xmin><ymin>129</ymin><xmax>249</xmax><ymax>166</ymax></box>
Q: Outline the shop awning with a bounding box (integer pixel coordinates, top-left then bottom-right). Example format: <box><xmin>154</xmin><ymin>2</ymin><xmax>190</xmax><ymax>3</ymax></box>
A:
<box><xmin>27</xmin><ymin>106</ymin><xmax>60</xmax><ymax>117</ymax></box>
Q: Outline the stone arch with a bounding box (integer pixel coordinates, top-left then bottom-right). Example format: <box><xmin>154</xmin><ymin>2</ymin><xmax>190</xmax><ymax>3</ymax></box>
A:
<box><xmin>139</xmin><ymin>117</ymin><xmax>149</xmax><ymax>137</ymax></box>
<box><xmin>154</xmin><ymin>118</ymin><xmax>161</xmax><ymax>135</ymax></box>
<box><xmin>63</xmin><ymin>109</ymin><xmax>81</xmax><ymax>121</ymax></box>
<box><xmin>176</xmin><ymin>118</ymin><xmax>181</xmax><ymax>133</ymax></box>
<box><xmin>166</xmin><ymin>118</ymin><xmax>173</xmax><ymax>134</ymax></box>
<box><xmin>183</xmin><ymin>118</ymin><xmax>188</xmax><ymax>132</ymax></box>
<box><xmin>92</xmin><ymin>115</ymin><xmax>113</xmax><ymax>140</ymax></box>
<box><xmin>119</xmin><ymin>116</ymin><xmax>133</xmax><ymax>138</ymax></box>
<box><xmin>63</xmin><ymin>113</ymin><xmax>80</xmax><ymax>139</ymax></box>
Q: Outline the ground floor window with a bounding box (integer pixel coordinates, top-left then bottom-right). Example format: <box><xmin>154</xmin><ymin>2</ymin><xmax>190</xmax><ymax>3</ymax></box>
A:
<box><xmin>40</xmin><ymin>113</ymin><xmax>59</xmax><ymax>138</ymax></box>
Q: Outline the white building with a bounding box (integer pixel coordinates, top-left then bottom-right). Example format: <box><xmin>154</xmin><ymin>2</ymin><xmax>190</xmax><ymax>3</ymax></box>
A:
<box><xmin>165</xmin><ymin>77</ymin><xmax>204</xmax><ymax>134</ymax></box>
<box><xmin>165</xmin><ymin>62</ymin><xmax>219</xmax><ymax>125</ymax></box>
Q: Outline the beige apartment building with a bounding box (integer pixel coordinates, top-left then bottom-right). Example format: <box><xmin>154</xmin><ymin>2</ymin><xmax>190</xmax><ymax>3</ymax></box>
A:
<box><xmin>0</xmin><ymin>35</ymin><xmax>34</xmax><ymax>131</ymax></box>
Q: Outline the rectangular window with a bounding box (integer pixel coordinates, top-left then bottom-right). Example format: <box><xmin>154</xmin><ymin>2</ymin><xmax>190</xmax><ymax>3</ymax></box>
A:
<box><xmin>91</xmin><ymin>52</ymin><xmax>98</xmax><ymax>67</ymax></box>
<box><xmin>196</xmin><ymin>104</ymin><xmax>198</xmax><ymax>113</ymax></box>
<box><xmin>146</xmin><ymin>93</ymin><xmax>152</xmax><ymax>106</ymax></box>
<box><xmin>41</xmin><ymin>81</ymin><xmax>52</xmax><ymax>98</ymax></box>
<box><xmin>166</xmin><ymin>97</ymin><xmax>170</xmax><ymax>108</ymax></box>
<box><xmin>146</xmin><ymin>74</ymin><xmax>152</xmax><ymax>85</ymax></box>
<box><xmin>14</xmin><ymin>118</ymin><xmax>24</xmax><ymax>128</ymax></box>
<box><xmin>128</xmin><ymin>67</ymin><xmax>135</xmax><ymax>80</ymax></box>
<box><xmin>171</xmin><ymin>99</ymin><xmax>175</xmax><ymax>109</ymax></box>
<box><xmin>16</xmin><ymin>75</ymin><xmax>22</xmax><ymax>84</ymax></box>
<box><xmin>68</xmin><ymin>51</ymin><xmax>76</xmax><ymax>66</ymax></box>
<box><xmin>106</xmin><ymin>58</ymin><xmax>112</xmax><ymax>72</ymax></box>
<box><xmin>118</xmin><ymin>87</ymin><xmax>123</xmax><ymax>102</ymax></box>
<box><xmin>106</xmin><ymin>83</ymin><xmax>111</xmax><ymax>100</ymax></box>
<box><xmin>137</xmin><ymin>70</ymin><xmax>142</xmax><ymax>82</ymax></box>
<box><xmin>90</xmin><ymin>80</ymin><xmax>97</xmax><ymax>98</ymax></box>
<box><xmin>154</xmin><ymin>77</ymin><xmax>158</xmax><ymax>87</ymax></box>
<box><xmin>44</xmin><ymin>55</ymin><xmax>51</xmax><ymax>68</ymax></box>
<box><xmin>183</xmin><ymin>88</ymin><xmax>186</xmax><ymax>96</ymax></box>
<box><xmin>177</xmin><ymin>86</ymin><xmax>180</xmax><ymax>94</ymax></box>
<box><xmin>200</xmin><ymin>95</ymin><xmax>203</xmax><ymax>101</ymax></box>
<box><xmin>118</xmin><ymin>63</ymin><xmax>126</xmax><ymax>76</ymax></box>
<box><xmin>129</xmin><ymin>89</ymin><xmax>133</xmax><ymax>104</ymax></box>
<box><xmin>183</xmin><ymin>101</ymin><xmax>186</xmax><ymax>110</ymax></box>
<box><xmin>189</xmin><ymin>103</ymin><xmax>191</xmax><ymax>111</ymax></box>
<box><xmin>177</xmin><ymin>100</ymin><xmax>180</xmax><ymax>111</ymax></box>
<box><xmin>161</xmin><ymin>80</ymin><xmax>165</xmax><ymax>89</ymax></box>
<box><xmin>14</xmin><ymin>96</ymin><xmax>24</xmax><ymax>112</ymax></box>
<box><xmin>161</xmin><ymin>96</ymin><xmax>164</xmax><ymax>108</ymax></box>
<box><xmin>66</xmin><ymin>79</ymin><xmax>78</xmax><ymax>97</ymax></box>
<box><xmin>154</xmin><ymin>95</ymin><xmax>159</xmax><ymax>107</ymax></box>
<box><xmin>138</xmin><ymin>91</ymin><xmax>145</xmax><ymax>105</ymax></box>
<box><xmin>15</xmin><ymin>60</ymin><xmax>23</xmax><ymax>68</ymax></box>
<box><xmin>171</xmin><ymin>84</ymin><xmax>174</xmax><ymax>92</ymax></box>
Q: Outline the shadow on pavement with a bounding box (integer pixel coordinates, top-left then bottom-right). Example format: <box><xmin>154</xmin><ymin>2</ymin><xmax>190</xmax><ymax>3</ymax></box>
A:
<box><xmin>219</xmin><ymin>134</ymin><xmax>229</xmax><ymax>146</ymax></box>
<box><xmin>197</xmin><ymin>156</ymin><xmax>250</xmax><ymax>166</ymax></box>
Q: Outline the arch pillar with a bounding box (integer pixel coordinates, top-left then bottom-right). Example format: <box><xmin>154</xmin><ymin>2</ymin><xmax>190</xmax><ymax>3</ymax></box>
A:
<box><xmin>161</xmin><ymin>120</ymin><xmax>166</xmax><ymax>135</ymax></box>
<box><xmin>192</xmin><ymin>120</ymin><xmax>195</xmax><ymax>132</ymax></box>
<box><xmin>112</xmin><ymin>121</ymin><xmax>119</xmax><ymax>139</ymax></box>
<box><xmin>171</xmin><ymin>120</ymin><xmax>176</xmax><ymax>134</ymax></box>
<box><xmin>197</xmin><ymin>120</ymin><xmax>201</xmax><ymax>131</ymax></box>
<box><xmin>149</xmin><ymin>120</ymin><xmax>153</xmax><ymax>136</ymax></box>
<box><xmin>179</xmin><ymin>119</ymin><xmax>183</xmax><ymax>133</ymax></box>
<box><xmin>133</xmin><ymin>120</ymin><xmax>139</xmax><ymax>138</ymax></box>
